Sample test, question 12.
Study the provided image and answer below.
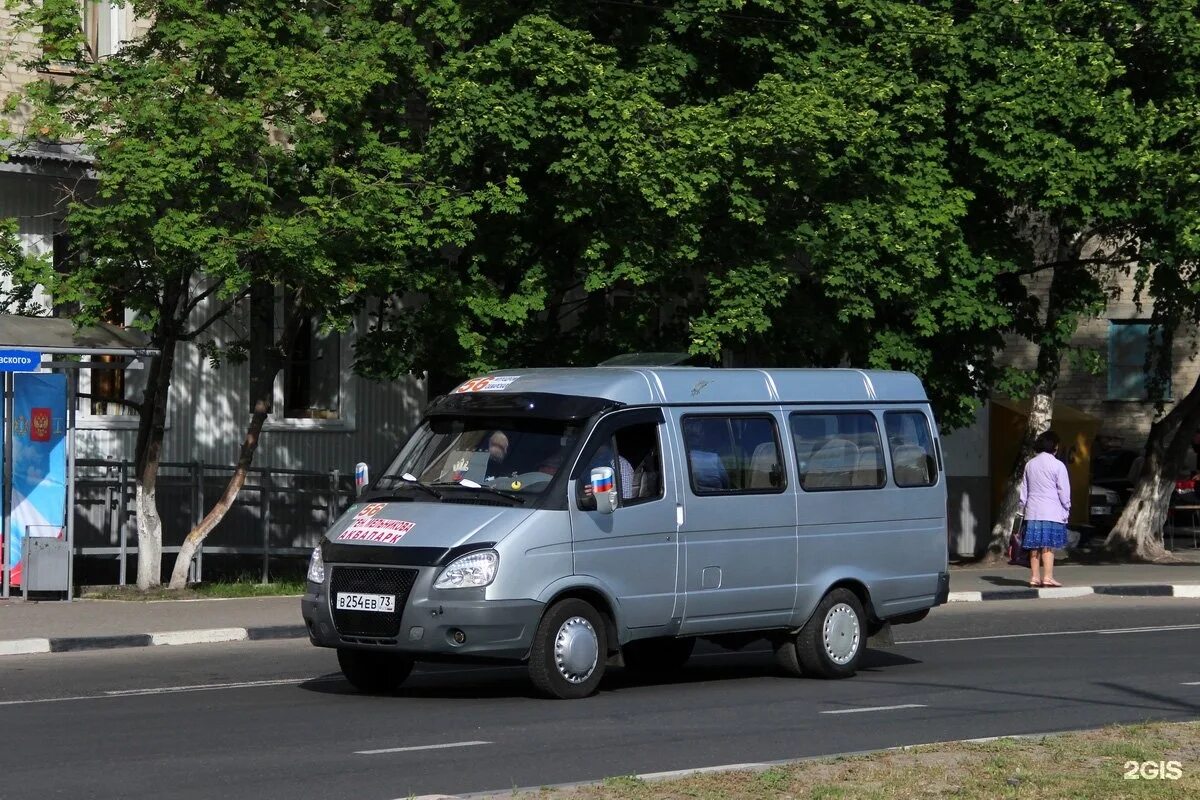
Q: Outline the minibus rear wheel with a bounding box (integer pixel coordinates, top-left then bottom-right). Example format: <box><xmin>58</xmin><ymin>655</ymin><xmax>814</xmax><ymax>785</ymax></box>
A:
<box><xmin>529</xmin><ymin>598</ymin><xmax>607</xmax><ymax>699</ymax></box>
<box><xmin>337</xmin><ymin>648</ymin><xmax>414</xmax><ymax>694</ymax></box>
<box><xmin>795</xmin><ymin>588</ymin><xmax>866</xmax><ymax>679</ymax></box>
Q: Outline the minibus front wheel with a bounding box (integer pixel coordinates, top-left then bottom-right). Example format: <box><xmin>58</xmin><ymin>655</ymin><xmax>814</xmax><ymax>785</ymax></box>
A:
<box><xmin>337</xmin><ymin>648</ymin><xmax>414</xmax><ymax>694</ymax></box>
<box><xmin>528</xmin><ymin>598</ymin><xmax>608</xmax><ymax>699</ymax></box>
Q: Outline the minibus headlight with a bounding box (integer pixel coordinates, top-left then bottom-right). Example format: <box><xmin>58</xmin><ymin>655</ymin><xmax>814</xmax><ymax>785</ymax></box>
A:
<box><xmin>434</xmin><ymin>550</ymin><xmax>499</xmax><ymax>589</ymax></box>
<box><xmin>307</xmin><ymin>545</ymin><xmax>325</xmax><ymax>584</ymax></box>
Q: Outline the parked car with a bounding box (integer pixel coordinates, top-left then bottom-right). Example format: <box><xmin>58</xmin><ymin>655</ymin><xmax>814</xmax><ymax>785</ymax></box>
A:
<box><xmin>1088</xmin><ymin>484</ymin><xmax>1123</xmax><ymax>531</ymax></box>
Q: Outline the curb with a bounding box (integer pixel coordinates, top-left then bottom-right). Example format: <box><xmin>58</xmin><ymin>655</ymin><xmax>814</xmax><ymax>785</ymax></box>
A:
<box><xmin>0</xmin><ymin>625</ymin><xmax>308</xmax><ymax>657</ymax></box>
<box><xmin>947</xmin><ymin>583</ymin><xmax>1200</xmax><ymax>602</ymax></box>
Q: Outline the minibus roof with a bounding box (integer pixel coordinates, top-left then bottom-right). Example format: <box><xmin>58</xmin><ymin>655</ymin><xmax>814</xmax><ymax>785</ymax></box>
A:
<box><xmin>444</xmin><ymin>368</ymin><xmax>929</xmax><ymax>408</ymax></box>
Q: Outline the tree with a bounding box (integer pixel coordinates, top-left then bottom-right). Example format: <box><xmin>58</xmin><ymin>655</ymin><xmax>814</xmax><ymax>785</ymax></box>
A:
<box><xmin>1105</xmin><ymin>0</ymin><xmax>1200</xmax><ymax>557</ymax></box>
<box><xmin>6</xmin><ymin>0</ymin><xmax>508</xmax><ymax>588</ymax></box>
<box><xmin>352</xmin><ymin>1</ymin><xmax>1018</xmax><ymax>430</ymax></box>
<box><xmin>926</xmin><ymin>0</ymin><xmax>1178</xmax><ymax>558</ymax></box>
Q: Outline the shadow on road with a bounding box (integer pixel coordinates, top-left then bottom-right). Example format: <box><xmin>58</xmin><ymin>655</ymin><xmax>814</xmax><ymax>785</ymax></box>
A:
<box><xmin>296</xmin><ymin>646</ymin><xmax>923</xmax><ymax>700</ymax></box>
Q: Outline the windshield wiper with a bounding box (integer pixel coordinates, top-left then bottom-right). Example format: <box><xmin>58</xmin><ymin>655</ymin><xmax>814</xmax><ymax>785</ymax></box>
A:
<box><xmin>377</xmin><ymin>473</ymin><xmax>444</xmax><ymax>500</ymax></box>
<box><xmin>433</xmin><ymin>480</ymin><xmax>526</xmax><ymax>505</ymax></box>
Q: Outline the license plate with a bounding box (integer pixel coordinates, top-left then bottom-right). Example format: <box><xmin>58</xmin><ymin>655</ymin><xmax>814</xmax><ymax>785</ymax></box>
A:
<box><xmin>335</xmin><ymin>592</ymin><xmax>396</xmax><ymax>613</ymax></box>
<box><xmin>1089</xmin><ymin>506</ymin><xmax>1110</xmax><ymax>516</ymax></box>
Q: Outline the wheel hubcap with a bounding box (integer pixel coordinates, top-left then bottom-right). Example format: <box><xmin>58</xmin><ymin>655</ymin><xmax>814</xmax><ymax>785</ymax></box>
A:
<box><xmin>554</xmin><ymin>616</ymin><xmax>599</xmax><ymax>684</ymax></box>
<box><xmin>823</xmin><ymin>603</ymin><xmax>861</xmax><ymax>665</ymax></box>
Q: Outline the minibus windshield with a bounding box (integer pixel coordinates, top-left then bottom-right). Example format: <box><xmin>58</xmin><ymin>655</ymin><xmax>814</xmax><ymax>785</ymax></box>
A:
<box><xmin>380</xmin><ymin>416</ymin><xmax>583</xmax><ymax>500</ymax></box>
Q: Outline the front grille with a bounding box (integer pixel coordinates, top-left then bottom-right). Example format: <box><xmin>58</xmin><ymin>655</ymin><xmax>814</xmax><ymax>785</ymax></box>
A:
<box><xmin>329</xmin><ymin>566</ymin><xmax>418</xmax><ymax>638</ymax></box>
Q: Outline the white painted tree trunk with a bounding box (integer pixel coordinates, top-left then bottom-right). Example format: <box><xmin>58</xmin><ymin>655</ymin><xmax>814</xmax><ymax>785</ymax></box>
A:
<box><xmin>135</xmin><ymin>482</ymin><xmax>163</xmax><ymax>590</ymax></box>
<box><xmin>988</xmin><ymin>391</ymin><xmax>1054</xmax><ymax>558</ymax></box>
<box><xmin>1106</xmin><ymin>378</ymin><xmax>1200</xmax><ymax>560</ymax></box>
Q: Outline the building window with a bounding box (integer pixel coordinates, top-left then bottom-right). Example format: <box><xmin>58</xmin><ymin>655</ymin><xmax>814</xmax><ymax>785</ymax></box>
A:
<box><xmin>81</xmin><ymin>1</ymin><xmax>120</xmax><ymax>60</ymax></box>
<box><xmin>1108</xmin><ymin>321</ymin><xmax>1169</xmax><ymax>401</ymax></box>
<box><xmin>250</xmin><ymin>288</ymin><xmax>343</xmax><ymax>422</ymax></box>
<box><xmin>52</xmin><ymin>226</ymin><xmax>137</xmax><ymax>418</ymax></box>
<box><xmin>284</xmin><ymin>312</ymin><xmax>341</xmax><ymax>419</ymax></box>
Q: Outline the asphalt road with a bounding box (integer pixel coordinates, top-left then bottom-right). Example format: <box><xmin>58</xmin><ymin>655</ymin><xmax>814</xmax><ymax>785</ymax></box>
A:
<box><xmin>2</xmin><ymin>597</ymin><xmax>1199</xmax><ymax>800</ymax></box>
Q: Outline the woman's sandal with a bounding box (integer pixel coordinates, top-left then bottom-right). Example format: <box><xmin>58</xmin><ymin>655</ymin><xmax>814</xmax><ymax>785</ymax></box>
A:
<box><xmin>1030</xmin><ymin>579</ymin><xmax>1044</xmax><ymax>588</ymax></box>
<box><xmin>1042</xmin><ymin>579</ymin><xmax>1063</xmax><ymax>588</ymax></box>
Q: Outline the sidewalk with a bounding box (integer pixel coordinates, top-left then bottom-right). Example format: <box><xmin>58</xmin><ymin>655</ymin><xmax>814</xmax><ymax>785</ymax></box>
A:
<box><xmin>948</xmin><ymin>561</ymin><xmax>1200</xmax><ymax>601</ymax></box>
<box><xmin>2</xmin><ymin>556</ymin><xmax>1200</xmax><ymax>657</ymax></box>
<box><xmin>0</xmin><ymin>595</ymin><xmax>306</xmax><ymax>655</ymax></box>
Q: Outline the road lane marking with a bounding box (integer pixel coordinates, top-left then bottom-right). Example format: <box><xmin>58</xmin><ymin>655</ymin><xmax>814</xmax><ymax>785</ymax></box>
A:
<box><xmin>0</xmin><ymin>676</ymin><xmax>335</xmax><ymax>706</ymax></box>
<box><xmin>1097</xmin><ymin>625</ymin><xmax>1200</xmax><ymax>635</ymax></box>
<box><xmin>820</xmin><ymin>704</ymin><xmax>927</xmax><ymax>715</ymax></box>
<box><xmin>356</xmin><ymin>741</ymin><xmax>491</xmax><ymax>756</ymax></box>
<box><xmin>103</xmin><ymin>678</ymin><xmax>316</xmax><ymax>695</ymax></box>
<box><xmin>900</xmin><ymin>623</ymin><xmax>1200</xmax><ymax>645</ymax></box>
<box><xmin>1182</xmin><ymin>681</ymin><xmax>1200</xmax><ymax>686</ymax></box>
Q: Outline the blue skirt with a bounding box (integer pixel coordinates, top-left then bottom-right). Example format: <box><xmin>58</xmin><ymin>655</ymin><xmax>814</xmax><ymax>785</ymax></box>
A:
<box><xmin>1023</xmin><ymin>520</ymin><xmax>1067</xmax><ymax>550</ymax></box>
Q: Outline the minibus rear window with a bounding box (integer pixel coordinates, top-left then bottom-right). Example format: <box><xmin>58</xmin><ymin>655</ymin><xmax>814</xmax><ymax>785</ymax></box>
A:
<box><xmin>884</xmin><ymin>411</ymin><xmax>938</xmax><ymax>488</ymax></box>
<box><xmin>790</xmin><ymin>412</ymin><xmax>886</xmax><ymax>491</ymax></box>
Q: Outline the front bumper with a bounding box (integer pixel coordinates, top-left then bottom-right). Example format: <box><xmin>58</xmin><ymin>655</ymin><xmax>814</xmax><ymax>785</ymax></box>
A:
<box><xmin>301</xmin><ymin>563</ymin><xmax>544</xmax><ymax>662</ymax></box>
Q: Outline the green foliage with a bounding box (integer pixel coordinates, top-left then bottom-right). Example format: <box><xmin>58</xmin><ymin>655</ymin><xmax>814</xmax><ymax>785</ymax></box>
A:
<box><xmin>6</xmin><ymin>1</ymin><xmax>1200</xmax><ymax>433</ymax></box>
<box><xmin>0</xmin><ymin>218</ymin><xmax>53</xmax><ymax>316</ymax></box>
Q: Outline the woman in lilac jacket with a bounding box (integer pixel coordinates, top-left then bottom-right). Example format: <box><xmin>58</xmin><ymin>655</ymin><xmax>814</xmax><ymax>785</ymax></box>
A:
<box><xmin>1020</xmin><ymin>430</ymin><xmax>1072</xmax><ymax>587</ymax></box>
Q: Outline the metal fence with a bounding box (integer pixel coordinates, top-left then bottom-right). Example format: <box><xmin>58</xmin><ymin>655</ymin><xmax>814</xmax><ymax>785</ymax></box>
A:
<box><xmin>74</xmin><ymin>458</ymin><xmax>356</xmax><ymax>585</ymax></box>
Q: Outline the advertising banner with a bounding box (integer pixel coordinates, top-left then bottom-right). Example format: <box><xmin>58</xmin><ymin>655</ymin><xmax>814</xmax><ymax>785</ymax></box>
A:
<box><xmin>8</xmin><ymin>373</ymin><xmax>68</xmax><ymax>586</ymax></box>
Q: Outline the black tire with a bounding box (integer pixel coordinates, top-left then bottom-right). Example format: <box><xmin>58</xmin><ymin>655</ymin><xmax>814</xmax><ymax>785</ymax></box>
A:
<box><xmin>528</xmin><ymin>598</ymin><xmax>607</xmax><ymax>699</ymax></box>
<box><xmin>622</xmin><ymin>637</ymin><xmax>695</xmax><ymax>675</ymax></box>
<box><xmin>337</xmin><ymin>648</ymin><xmax>414</xmax><ymax>694</ymax></box>
<box><xmin>795</xmin><ymin>588</ymin><xmax>866</xmax><ymax>679</ymax></box>
<box><xmin>772</xmin><ymin>637</ymin><xmax>804</xmax><ymax>677</ymax></box>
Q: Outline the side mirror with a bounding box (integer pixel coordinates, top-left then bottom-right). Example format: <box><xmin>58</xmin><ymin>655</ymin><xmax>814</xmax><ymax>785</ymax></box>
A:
<box><xmin>355</xmin><ymin>462</ymin><xmax>369</xmax><ymax>496</ymax></box>
<box><xmin>591</xmin><ymin>467</ymin><xmax>617</xmax><ymax>515</ymax></box>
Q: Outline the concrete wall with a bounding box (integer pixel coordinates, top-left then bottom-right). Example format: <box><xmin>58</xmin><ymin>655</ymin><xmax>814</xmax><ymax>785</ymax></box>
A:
<box><xmin>943</xmin><ymin>404</ymin><xmax>991</xmax><ymax>557</ymax></box>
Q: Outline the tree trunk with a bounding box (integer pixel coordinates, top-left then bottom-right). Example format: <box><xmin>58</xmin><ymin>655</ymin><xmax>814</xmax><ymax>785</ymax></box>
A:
<box><xmin>166</xmin><ymin>295</ymin><xmax>302</xmax><ymax>588</ymax></box>
<box><xmin>1106</xmin><ymin>377</ymin><xmax>1200</xmax><ymax>560</ymax></box>
<box><xmin>167</xmin><ymin>399</ymin><xmax>271</xmax><ymax>589</ymax></box>
<box><xmin>987</xmin><ymin>390</ymin><xmax>1055</xmax><ymax>559</ymax></box>
<box><xmin>133</xmin><ymin>333</ymin><xmax>178</xmax><ymax>590</ymax></box>
<box><xmin>986</xmin><ymin>234</ymin><xmax>1080</xmax><ymax>559</ymax></box>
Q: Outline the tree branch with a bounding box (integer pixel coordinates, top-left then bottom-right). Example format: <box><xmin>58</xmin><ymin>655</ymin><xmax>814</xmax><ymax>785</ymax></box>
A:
<box><xmin>1007</xmin><ymin>256</ymin><xmax>1135</xmax><ymax>278</ymax></box>
<box><xmin>179</xmin><ymin>280</ymin><xmax>224</xmax><ymax>318</ymax></box>
<box><xmin>179</xmin><ymin>287</ymin><xmax>251</xmax><ymax>341</ymax></box>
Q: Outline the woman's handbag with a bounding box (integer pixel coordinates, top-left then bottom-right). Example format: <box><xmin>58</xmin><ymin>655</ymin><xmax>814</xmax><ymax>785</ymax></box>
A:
<box><xmin>1007</xmin><ymin>513</ymin><xmax>1030</xmax><ymax>567</ymax></box>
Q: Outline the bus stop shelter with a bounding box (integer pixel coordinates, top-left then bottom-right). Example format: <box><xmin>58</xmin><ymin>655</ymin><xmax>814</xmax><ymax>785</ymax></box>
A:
<box><xmin>0</xmin><ymin>314</ymin><xmax>157</xmax><ymax>600</ymax></box>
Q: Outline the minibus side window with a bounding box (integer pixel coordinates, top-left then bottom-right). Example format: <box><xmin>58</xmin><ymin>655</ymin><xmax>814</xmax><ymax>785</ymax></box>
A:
<box><xmin>576</xmin><ymin>422</ymin><xmax>664</xmax><ymax>509</ymax></box>
<box><xmin>884</xmin><ymin>411</ymin><xmax>938</xmax><ymax>488</ymax></box>
<box><xmin>680</xmin><ymin>415</ymin><xmax>785</xmax><ymax>495</ymax></box>
<box><xmin>790</xmin><ymin>412</ymin><xmax>886</xmax><ymax>491</ymax></box>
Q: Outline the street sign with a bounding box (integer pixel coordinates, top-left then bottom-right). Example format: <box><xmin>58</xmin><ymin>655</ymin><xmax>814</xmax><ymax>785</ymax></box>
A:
<box><xmin>0</xmin><ymin>350</ymin><xmax>40</xmax><ymax>372</ymax></box>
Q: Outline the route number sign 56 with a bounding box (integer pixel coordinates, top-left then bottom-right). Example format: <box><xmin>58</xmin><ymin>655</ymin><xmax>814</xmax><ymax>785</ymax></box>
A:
<box><xmin>1124</xmin><ymin>761</ymin><xmax>1183</xmax><ymax>780</ymax></box>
